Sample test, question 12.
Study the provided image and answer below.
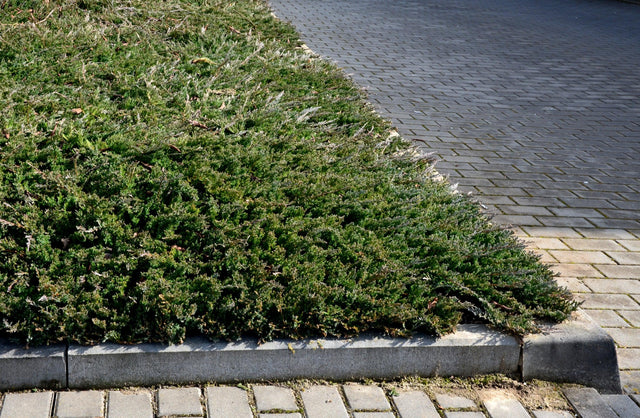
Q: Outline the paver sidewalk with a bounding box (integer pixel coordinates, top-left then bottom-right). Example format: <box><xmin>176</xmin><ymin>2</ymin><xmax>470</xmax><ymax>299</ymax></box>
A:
<box><xmin>2</xmin><ymin>383</ymin><xmax>640</xmax><ymax>417</ymax></box>
<box><xmin>268</xmin><ymin>0</ymin><xmax>640</xmax><ymax>394</ymax></box>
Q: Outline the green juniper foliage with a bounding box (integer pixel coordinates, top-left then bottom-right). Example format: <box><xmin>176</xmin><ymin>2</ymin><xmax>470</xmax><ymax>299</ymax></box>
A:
<box><xmin>0</xmin><ymin>0</ymin><xmax>577</xmax><ymax>346</ymax></box>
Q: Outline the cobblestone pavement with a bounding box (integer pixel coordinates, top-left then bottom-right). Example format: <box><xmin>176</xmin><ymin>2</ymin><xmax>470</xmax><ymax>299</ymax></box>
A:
<box><xmin>268</xmin><ymin>0</ymin><xmax>640</xmax><ymax>394</ymax></box>
<box><xmin>2</xmin><ymin>382</ymin><xmax>640</xmax><ymax>417</ymax></box>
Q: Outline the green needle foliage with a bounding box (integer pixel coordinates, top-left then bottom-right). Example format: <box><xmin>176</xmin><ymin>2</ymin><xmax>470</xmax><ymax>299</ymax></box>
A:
<box><xmin>0</xmin><ymin>0</ymin><xmax>577</xmax><ymax>346</ymax></box>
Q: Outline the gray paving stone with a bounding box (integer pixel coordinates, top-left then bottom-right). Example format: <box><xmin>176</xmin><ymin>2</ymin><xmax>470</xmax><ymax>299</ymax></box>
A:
<box><xmin>522</xmin><ymin>227</ymin><xmax>581</xmax><ymax>238</ymax></box>
<box><xmin>0</xmin><ymin>392</ymin><xmax>54</xmax><ymax>418</ymax></box>
<box><xmin>392</xmin><ymin>391</ymin><xmax>440</xmax><ymax>418</ymax></box>
<box><xmin>584</xmin><ymin>310</ymin><xmax>629</xmax><ymax>328</ymax></box>
<box><xmin>259</xmin><ymin>414</ymin><xmax>302</xmax><ymax>418</ymax></box>
<box><xmin>562</xmin><ymin>238</ymin><xmax>626</xmax><ymax>251</ymax></box>
<box><xmin>157</xmin><ymin>387</ymin><xmax>202</xmax><ymax>417</ymax></box>
<box><xmin>531</xmin><ymin>411</ymin><xmax>573</xmax><ymax>418</ymax></box>
<box><xmin>578</xmin><ymin>229</ymin><xmax>637</xmax><ymax>240</ymax></box>
<box><xmin>0</xmin><ymin>342</ymin><xmax>66</xmax><ymax>390</ymax></box>
<box><xmin>562</xmin><ymin>388</ymin><xmax>617</xmax><ymax>418</ymax></box>
<box><xmin>596</xmin><ymin>265</ymin><xmax>640</xmax><ymax>279</ymax></box>
<box><xmin>618</xmin><ymin>348</ymin><xmax>640</xmax><ymax>369</ymax></box>
<box><xmin>54</xmin><ymin>391</ymin><xmax>104</xmax><ymax>418</ymax></box>
<box><xmin>253</xmin><ymin>386</ymin><xmax>298</xmax><ymax>412</ymax></box>
<box><xmin>583</xmin><ymin>279</ymin><xmax>640</xmax><ymax>294</ymax></box>
<box><xmin>481</xmin><ymin>395</ymin><xmax>529</xmax><ymax>418</ymax></box>
<box><xmin>300</xmin><ymin>386</ymin><xmax>349</xmax><ymax>418</ymax></box>
<box><xmin>601</xmin><ymin>394</ymin><xmax>640</xmax><ymax>418</ymax></box>
<box><xmin>605</xmin><ymin>251</ymin><xmax>640</xmax><ymax>265</ymax></box>
<box><xmin>619</xmin><ymin>310</ymin><xmax>640</xmax><ymax>327</ymax></box>
<box><xmin>107</xmin><ymin>391</ymin><xmax>153</xmax><ymax>418</ymax></box>
<box><xmin>604</xmin><ymin>328</ymin><xmax>640</xmax><ymax>347</ymax></box>
<box><xmin>622</xmin><ymin>371</ymin><xmax>640</xmax><ymax>395</ymax></box>
<box><xmin>206</xmin><ymin>386</ymin><xmax>253</xmax><ymax>418</ymax></box>
<box><xmin>435</xmin><ymin>393</ymin><xmax>476</xmax><ymax>409</ymax></box>
<box><xmin>343</xmin><ymin>385</ymin><xmax>391</xmax><ymax>411</ymax></box>
<box><xmin>579</xmin><ymin>294</ymin><xmax>638</xmax><ymax>310</ymax></box>
<box><xmin>443</xmin><ymin>413</ymin><xmax>485</xmax><ymax>418</ymax></box>
<box><xmin>353</xmin><ymin>413</ymin><xmax>395</xmax><ymax>418</ymax></box>
<box><xmin>548</xmin><ymin>250</ymin><xmax>613</xmax><ymax>264</ymax></box>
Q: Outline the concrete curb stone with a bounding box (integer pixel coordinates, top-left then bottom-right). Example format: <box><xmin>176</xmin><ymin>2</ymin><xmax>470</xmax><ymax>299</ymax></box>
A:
<box><xmin>523</xmin><ymin>310</ymin><xmax>621</xmax><ymax>393</ymax></box>
<box><xmin>0</xmin><ymin>310</ymin><xmax>621</xmax><ymax>394</ymax></box>
<box><xmin>65</xmin><ymin>324</ymin><xmax>520</xmax><ymax>389</ymax></box>
<box><xmin>0</xmin><ymin>343</ymin><xmax>66</xmax><ymax>390</ymax></box>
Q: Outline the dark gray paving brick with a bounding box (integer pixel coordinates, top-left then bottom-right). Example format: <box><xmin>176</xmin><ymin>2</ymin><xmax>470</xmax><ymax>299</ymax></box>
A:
<box><xmin>269</xmin><ymin>0</ymin><xmax>640</xmax><ymax>228</ymax></box>
<box><xmin>562</xmin><ymin>388</ymin><xmax>617</xmax><ymax>418</ymax></box>
<box><xmin>601</xmin><ymin>394</ymin><xmax>640</xmax><ymax>418</ymax></box>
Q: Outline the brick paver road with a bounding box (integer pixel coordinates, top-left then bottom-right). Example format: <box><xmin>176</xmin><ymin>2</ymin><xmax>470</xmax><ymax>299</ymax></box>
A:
<box><xmin>269</xmin><ymin>0</ymin><xmax>640</xmax><ymax>230</ymax></box>
<box><xmin>2</xmin><ymin>383</ymin><xmax>640</xmax><ymax>417</ymax></box>
<box><xmin>269</xmin><ymin>0</ymin><xmax>640</xmax><ymax>393</ymax></box>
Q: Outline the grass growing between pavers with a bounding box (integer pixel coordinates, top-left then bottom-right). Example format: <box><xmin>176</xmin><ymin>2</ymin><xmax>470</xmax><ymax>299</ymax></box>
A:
<box><xmin>0</xmin><ymin>0</ymin><xmax>577</xmax><ymax>346</ymax></box>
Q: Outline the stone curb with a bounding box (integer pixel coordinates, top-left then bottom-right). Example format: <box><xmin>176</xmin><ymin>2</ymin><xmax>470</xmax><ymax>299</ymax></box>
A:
<box><xmin>523</xmin><ymin>310</ymin><xmax>622</xmax><ymax>394</ymax></box>
<box><xmin>0</xmin><ymin>310</ymin><xmax>620</xmax><ymax>393</ymax></box>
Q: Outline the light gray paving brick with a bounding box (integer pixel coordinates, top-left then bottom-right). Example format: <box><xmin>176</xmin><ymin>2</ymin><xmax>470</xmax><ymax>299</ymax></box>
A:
<box><xmin>604</xmin><ymin>328</ymin><xmax>640</xmax><ymax>347</ymax></box>
<box><xmin>619</xmin><ymin>240</ymin><xmax>640</xmax><ymax>251</ymax></box>
<box><xmin>606</xmin><ymin>251</ymin><xmax>640</xmax><ymax>265</ymax></box>
<box><xmin>563</xmin><ymin>388</ymin><xmax>617</xmax><ymax>418</ymax></box>
<box><xmin>584</xmin><ymin>309</ymin><xmax>630</xmax><ymax>327</ymax></box>
<box><xmin>343</xmin><ymin>385</ymin><xmax>391</xmax><ymax>411</ymax></box>
<box><xmin>301</xmin><ymin>386</ymin><xmax>349</xmax><ymax>418</ymax></box>
<box><xmin>531</xmin><ymin>411</ymin><xmax>573</xmax><ymax>418</ymax></box>
<box><xmin>562</xmin><ymin>238</ymin><xmax>625</xmax><ymax>251</ymax></box>
<box><xmin>618</xmin><ymin>348</ymin><xmax>640</xmax><ymax>369</ymax></box>
<box><xmin>549</xmin><ymin>263</ymin><xmax>602</xmax><ymax>278</ymax></box>
<box><xmin>554</xmin><ymin>276</ymin><xmax>591</xmax><ymax>293</ymax></box>
<box><xmin>157</xmin><ymin>387</ymin><xmax>202</xmax><ymax>417</ymax></box>
<box><xmin>601</xmin><ymin>394</ymin><xmax>640</xmax><ymax>418</ymax></box>
<box><xmin>253</xmin><ymin>386</ymin><xmax>298</xmax><ymax>412</ymax></box>
<box><xmin>353</xmin><ymin>413</ymin><xmax>395</xmax><ymax>418</ymax></box>
<box><xmin>583</xmin><ymin>278</ymin><xmax>640</xmax><ymax>294</ymax></box>
<box><xmin>55</xmin><ymin>391</ymin><xmax>103</xmax><ymax>418</ymax></box>
<box><xmin>622</xmin><ymin>372</ymin><xmax>640</xmax><ymax>395</ymax></box>
<box><xmin>392</xmin><ymin>391</ymin><xmax>440</xmax><ymax>418</ymax></box>
<box><xmin>107</xmin><ymin>391</ymin><xmax>153</xmax><ymax>418</ymax></box>
<box><xmin>521</xmin><ymin>237</ymin><xmax>568</xmax><ymax>250</ymax></box>
<box><xmin>0</xmin><ymin>392</ymin><xmax>54</xmax><ymax>418</ymax></box>
<box><xmin>633</xmin><ymin>394</ymin><xmax>640</xmax><ymax>406</ymax></box>
<box><xmin>522</xmin><ymin>227</ymin><xmax>581</xmax><ymax>238</ymax></box>
<box><xmin>435</xmin><ymin>394</ymin><xmax>476</xmax><ymax>409</ymax></box>
<box><xmin>577</xmin><ymin>229</ymin><xmax>636</xmax><ymax>240</ymax></box>
<box><xmin>259</xmin><ymin>414</ymin><xmax>302</xmax><ymax>418</ymax></box>
<box><xmin>548</xmin><ymin>250</ymin><xmax>614</xmax><ymax>264</ymax></box>
<box><xmin>619</xmin><ymin>310</ymin><xmax>640</xmax><ymax>327</ymax></box>
<box><xmin>206</xmin><ymin>386</ymin><xmax>253</xmax><ymax>418</ymax></box>
<box><xmin>578</xmin><ymin>294</ymin><xmax>639</xmax><ymax>310</ymax></box>
<box><xmin>481</xmin><ymin>394</ymin><xmax>529</xmax><ymax>418</ymax></box>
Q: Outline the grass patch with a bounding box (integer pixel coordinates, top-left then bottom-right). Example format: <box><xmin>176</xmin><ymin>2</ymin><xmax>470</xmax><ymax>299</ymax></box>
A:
<box><xmin>0</xmin><ymin>0</ymin><xmax>578</xmax><ymax>346</ymax></box>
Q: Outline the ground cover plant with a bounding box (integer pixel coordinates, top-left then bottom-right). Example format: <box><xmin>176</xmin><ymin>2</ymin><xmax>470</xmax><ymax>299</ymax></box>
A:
<box><xmin>0</xmin><ymin>0</ymin><xmax>578</xmax><ymax>346</ymax></box>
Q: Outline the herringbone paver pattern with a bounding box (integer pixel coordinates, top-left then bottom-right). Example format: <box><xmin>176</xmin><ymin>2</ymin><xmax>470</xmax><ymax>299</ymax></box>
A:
<box><xmin>269</xmin><ymin>0</ymin><xmax>640</xmax><ymax>394</ymax></box>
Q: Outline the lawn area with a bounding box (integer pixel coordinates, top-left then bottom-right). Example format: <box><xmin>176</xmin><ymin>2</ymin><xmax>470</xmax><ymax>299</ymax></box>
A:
<box><xmin>0</xmin><ymin>0</ymin><xmax>578</xmax><ymax>346</ymax></box>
